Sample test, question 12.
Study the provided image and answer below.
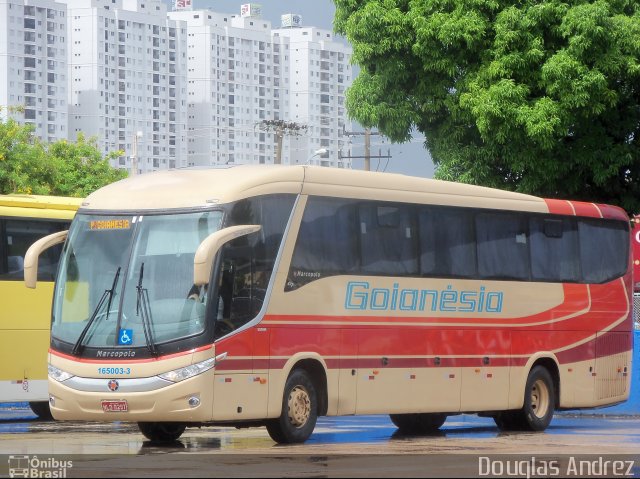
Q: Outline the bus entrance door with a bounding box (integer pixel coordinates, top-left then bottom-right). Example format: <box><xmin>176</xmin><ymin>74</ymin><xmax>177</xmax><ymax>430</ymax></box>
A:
<box><xmin>211</xmin><ymin>245</ymin><xmax>270</xmax><ymax>421</ymax></box>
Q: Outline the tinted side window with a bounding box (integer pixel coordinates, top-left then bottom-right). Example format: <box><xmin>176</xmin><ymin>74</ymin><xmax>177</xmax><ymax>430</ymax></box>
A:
<box><xmin>476</xmin><ymin>213</ymin><xmax>529</xmax><ymax>280</ymax></box>
<box><xmin>579</xmin><ymin>219</ymin><xmax>628</xmax><ymax>283</ymax></box>
<box><xmin>0</xmin><ymin>219</ymin><xmax>69</xmax><ymax>282</ymax></box>
<box><xmin>359</xmin><ymin>203</ymin><xmax>417</xmax><ymax>276</ymax></box>
<box><xmin>418</xmin><ymin>207</ymin><xmax>476</xmax><ymax>277</ymax></box>
<box><xmin>214</xmin><ymin>194</ymin><xmax>295</xmax><ymax>338</ymax></box>
<box><xmin>287</xmin><ymin>197</ymin><xmax>358</xmax><ymax>291</ymax></box>
<box><xmin>530</xmin><ymin>217</ymin><xmax>580</xmax><ymax>282</ymax></box>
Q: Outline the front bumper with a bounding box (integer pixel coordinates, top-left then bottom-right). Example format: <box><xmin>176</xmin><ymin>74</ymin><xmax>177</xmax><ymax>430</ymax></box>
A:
<box><xmin>48</xmin><ymin>368</ymin><xmax>214</xmax><ymax>422</ymax></box>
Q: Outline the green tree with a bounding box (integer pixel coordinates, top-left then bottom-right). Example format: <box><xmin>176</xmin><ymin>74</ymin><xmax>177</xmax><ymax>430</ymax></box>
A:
<box><xmin>0</xmin><ymin>110</ymin><xmax>49</xmax><ymax>195</ymax></box>
<box><xmin>334</xmin><ymin>0</ymin><xmax>640</xmax><ymax>212</ymax></box>
<box><xmin>45</xmin><ymin>134</ymin><xmax>127</xmax><ymax>197</ymax></box>
<box><xmin>0</xmin><ymin>108</ymin><xmax>126</xmax><ymax>196</ymax></box>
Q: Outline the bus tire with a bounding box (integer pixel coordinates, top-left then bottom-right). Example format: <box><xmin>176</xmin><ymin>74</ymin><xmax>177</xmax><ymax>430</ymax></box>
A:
<box><xmin>493</xmin><ymin>411</ymin><xmax>526</xmax><ymax>431</ymax></box>
<box><xmin>266</xmin><ymin>369</ymin><xmax>318</xmax><ymax>444</ymax></box>
<box><xmin>521</xmin><ymin>366</ymin><xmax>555</xmax><ymax>431</ymax></box>
<box><xmin>390</xmin><ymin>413</ymin><xmax>447</xmax><ymax>434</ymax></box>
<box><xmin>138</xmin><ymin>422</ymin><xmax>186</xmax><ymax>443</ymax></box>
<box><xmin>495</xmin><ymin>366</ymin><xmax>555</xmax><ymax>432</ymax></box>
<box><xmin>29</xmin><ymin>401</ymin><xmax>53</xmax><ymax>420</ymax></box>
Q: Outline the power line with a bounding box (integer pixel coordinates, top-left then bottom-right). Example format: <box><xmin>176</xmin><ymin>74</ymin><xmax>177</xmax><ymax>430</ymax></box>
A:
<box><xmin>341</xmin><ymin>127</ymin><xmax>391</xmax><ymax>171</ymax></box>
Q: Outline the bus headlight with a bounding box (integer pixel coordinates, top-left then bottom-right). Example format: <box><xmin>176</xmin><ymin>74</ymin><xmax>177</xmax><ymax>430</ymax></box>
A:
<box><xmin>48</xmin><ymin>364</ymin><xmax>74</xmax><ymax>382</ymax></box>
<box><xmin>158</xmin><ymin>358</ymin><xmax>216</xmax><ymax>383</ymax></box>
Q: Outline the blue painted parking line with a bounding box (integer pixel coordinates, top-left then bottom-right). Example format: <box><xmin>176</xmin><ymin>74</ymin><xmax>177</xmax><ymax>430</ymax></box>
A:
<box><xmin>0</xmin><ymin>403</ymin><xmax>29</xmax><ymax>410</ymax></box>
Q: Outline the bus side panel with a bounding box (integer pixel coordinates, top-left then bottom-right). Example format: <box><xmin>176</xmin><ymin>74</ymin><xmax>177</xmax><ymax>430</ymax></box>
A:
<box><xmin>355</xmin><ymin>328</ymin><xmax>462</xmax><ymax>415</ymax></box>
<box><xmin>0</xmin><ymin>281</ymin><xmax>55</xmax><ymax>332</ymax></box>
<box><xmin>0</xmin><ymin>281</ymin><xmax>54</xmax><ymax>402</ymax></box>
<box><xmin>593</xmin><ymin>331</ymin><xmax>633</xmax><ymax>406</ymax></box>
<box><xmin>459</xmin><ymin>329</ymin><xmax>511</xmax><ymax>412</ymax></box>
<box><xmin>355</xmin><ymin>328</ymin><xmax>419</xmax><ymax>415</ymax></box>
<box><xmin>337</xmin><ymin>328</ymin><xmax>358</xmax><ymax>415</ymax></box>
<box><xmin>213</xmin><ymin>328</ymin><xmax>269</xmax><ymax>421</ymax></box>
<box><xmin>511</xmin><ymin>330</ymin><xmax>597</xmax><ymax>409</ymax></box>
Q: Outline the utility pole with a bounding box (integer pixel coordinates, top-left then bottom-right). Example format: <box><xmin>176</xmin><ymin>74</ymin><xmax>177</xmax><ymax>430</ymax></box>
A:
<box><xmin>257</xmin><ymin>120</ymin><xmax>307</xmax><ymax>164</ymax></box>
<box><xmin>274</xmin><ymin>126</ymin><xmax>284</xmax><ymax>165</ymax></box>
<box><xmin>131</xmin><ymin>131</ymin><xmax>142</xmax><ymax>176</ymax></box>
<box><xmin>364</xmin><ymin>128</ymin><xmax>371</xmax><ymax>172</ymax></box>
<box><xmin>342</xmin><ymin>127</ymin><xmax>390</xmax><ymax>171</ymax></box>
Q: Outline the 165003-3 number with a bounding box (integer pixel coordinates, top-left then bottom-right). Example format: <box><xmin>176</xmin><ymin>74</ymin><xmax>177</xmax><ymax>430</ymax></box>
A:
<box><xmin>97</xmin><ymin>367</ymin><xmax>131</xmax><ymax>375</ymax></box>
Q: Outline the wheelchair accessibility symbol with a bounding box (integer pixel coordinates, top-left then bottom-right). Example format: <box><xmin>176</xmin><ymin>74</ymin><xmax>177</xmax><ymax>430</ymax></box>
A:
<box><xmin>118</xmin><ymin>329</ymin><xmax>133</xmax><ymax>345</ymax></box>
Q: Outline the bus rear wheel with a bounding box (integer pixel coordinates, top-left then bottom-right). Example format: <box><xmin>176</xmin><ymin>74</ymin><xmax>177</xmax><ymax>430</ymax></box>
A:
<box><xmin>390</xmin><ymin>413</ymin><xmax>447</xmax><ymax>434</ymax></box>
<box><xmin>29</xmin><ymin>402</ymin><xmax>53</xmax><ymax>420</ymax></box>
<box><xmin>138</xmin><ymin>422</ymin><xmax>186</xmax><ymax>443</ymax></box>
<box><xmin>266</xmin><ymin>369</ymin><xmax>318</xmax><ymax>444</ymax></box>
<box><xmin>494</xmin><ymin>365</ymin><xmax>555</xmax><ymax>432</ymax></box>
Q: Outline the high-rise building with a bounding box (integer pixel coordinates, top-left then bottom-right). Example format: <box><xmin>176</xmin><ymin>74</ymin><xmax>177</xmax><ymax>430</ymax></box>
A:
<box><xmin>0</xmin><ymin>0</ymin><xmax>69</xmax><ymax>143</ymax></box>
<box><xmin>170</xmin><ymin>6</ymin><xmax>353</xmax><ymax>168</ymax></box>
<box><xmin>168</xmin><ymin>9</ymin><xmax>291</xmax><ymax>166</ymax></box>
<box><xmin>62</xmin><ymin>0</ymin><xmax>188</xmax><ymax>172</ymax></box>
<box><xmin>2</xmin><ymin>1</ymin><xmax>354</xmax><ymax>171</ymax></box>
<box><xmin>273</xmin><ymin>18</ymin><xmax>352</xmax><ymax>168</ymax></box>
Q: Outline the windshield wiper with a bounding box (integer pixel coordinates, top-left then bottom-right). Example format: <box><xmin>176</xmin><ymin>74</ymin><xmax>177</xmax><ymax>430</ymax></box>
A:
<box><xmin>136</xmin><ymin>263</ymin><xmax>158</xmax><ymax>356</ymax></box>
<box><xmin>71</xmin><ymin>267</ymin><xmax>121</xmax><ymax>356</ymax></box>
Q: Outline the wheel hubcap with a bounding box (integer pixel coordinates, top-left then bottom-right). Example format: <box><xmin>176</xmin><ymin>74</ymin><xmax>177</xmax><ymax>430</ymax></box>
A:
<box><xmin>287</xmin><ymin>385</ymin><xmax>311</xmax><ymax>428</ymax></box>
<box><xmin>530</xmin><ymin>379</ymin><xmax>550</xmax><ymax>418</ymax></box>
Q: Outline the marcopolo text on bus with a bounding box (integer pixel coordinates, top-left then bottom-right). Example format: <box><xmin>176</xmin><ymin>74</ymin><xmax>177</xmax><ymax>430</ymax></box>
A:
<box><xmin>344</xmin><ymin>281</ymin><xmax>504</xmax><ymax>313</ymax></box>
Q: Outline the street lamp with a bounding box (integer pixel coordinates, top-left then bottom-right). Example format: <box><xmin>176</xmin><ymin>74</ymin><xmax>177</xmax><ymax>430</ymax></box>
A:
<box><xmin>130</xmin><ymin>131</ymin><xmax>143</xmax><ymax>176</ymax></box>
<box><xmin>306</xmin><ymin>148</ymin><xmax>328</xmax><ymax>165</ymax></box>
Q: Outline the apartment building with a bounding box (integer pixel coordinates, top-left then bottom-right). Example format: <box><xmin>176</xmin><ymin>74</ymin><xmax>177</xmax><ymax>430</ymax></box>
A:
<box><xmin>170</xmin><ymin>7</ymin><xmax>353</xmax><ymax>168</ymax></box>
<box><xmin>0</xmin><ymin>0</ymin><xmax>68</xmax><ymax>142</ymax></box>
<box><xmin>168</xmin><ymin>9</ymin><xmax>291</xmax><ymax>166</ymax></box>
<box><xmin>274</xmin><ymin>19</ymin><xmax>352</xmax><ymax>167</ymax></box>
<box><xmin>1</xmin><ymin>1</ymin><xmax>353</xmax><ymax>171</ymax></box>
<box><xmin>63</xmin><ymin>0</ymin><xmax>188</xmax><ymax>172</ymax></box>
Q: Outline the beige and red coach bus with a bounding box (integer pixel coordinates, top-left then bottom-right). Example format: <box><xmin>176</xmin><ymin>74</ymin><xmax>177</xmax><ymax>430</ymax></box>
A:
<box><xmin>24</xmin><ymin>166</ymin><xmax>632</xmax><ymax>443</ymax></box>
<box><xmin>633</xmin><ymin>215</ymin><xmax>640</xmax><ymax>293</ymax></box>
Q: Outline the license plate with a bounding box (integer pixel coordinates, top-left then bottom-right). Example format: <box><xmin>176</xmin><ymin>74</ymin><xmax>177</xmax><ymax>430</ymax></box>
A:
<box><xmin>101</xmin><ymin>400</ymin><xmax>128</xmax><ymax>412</ymax></box>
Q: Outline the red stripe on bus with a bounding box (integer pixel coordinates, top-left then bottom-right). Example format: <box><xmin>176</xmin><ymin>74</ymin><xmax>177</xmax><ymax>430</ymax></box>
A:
<box><xmin>570</xmin><ymin>201</ymin><xmax>602</xmax><ymax>218</ymax></box>
<box><xmin>215</xmin><ymin>359</ymin><xmax>253</xmax><ymax>372</ymax></box>
<box><xmin>544</xmin><ymin>199</ymin><xmax>575</xmax><ymax>216</ymax></box>
<box><xmin>595</xmin><ymin>204</ymin><xmax>629</xmax><ymax>221</ymax></box>
<box><xmin>215</xmin><ymin>330</ymin><xmax>631</xmax><ymax>375</ymax></box>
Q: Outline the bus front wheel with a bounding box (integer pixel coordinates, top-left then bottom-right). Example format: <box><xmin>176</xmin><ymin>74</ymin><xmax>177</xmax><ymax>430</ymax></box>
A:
<box><xmin>494</xmin><ymin>365</ymin><xmax>555</xmax><ymax>432</ymax></box>
<box><xmin>138</xmin><ymin>422</ymin><xmax>186</xmax><ymax>443</ymax></box>
<box><xmin>390</xmin><ymin>413</ymin><xmax>447</xmax><ymax>434</ymax></box>
<box><xmin>29</xmin><ymin>402</ymin><xmax>53</xmax><ymax>420</ymax></box>
<box><xmin>266</xmin><ymin>369</ymin><xmax>318</xmax><ymax>444</ymax></box>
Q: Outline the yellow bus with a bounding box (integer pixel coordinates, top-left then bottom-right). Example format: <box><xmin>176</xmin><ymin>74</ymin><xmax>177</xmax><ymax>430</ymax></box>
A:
<box><xmin>1</xmin><ymin>195</ymin><xmax>82</xmax><ymax>418</ymax></box>
<box><xmin>25</xmin><ymin>166</ymin><xmax>632</xmax><ymax>441</ymax></box>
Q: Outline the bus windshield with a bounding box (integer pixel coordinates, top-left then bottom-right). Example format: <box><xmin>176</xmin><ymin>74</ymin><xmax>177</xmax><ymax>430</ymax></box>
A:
<box><xmin>52</xmin><ymin>211</ymin><xmax>223</xmax><ymax>352</ymax></box>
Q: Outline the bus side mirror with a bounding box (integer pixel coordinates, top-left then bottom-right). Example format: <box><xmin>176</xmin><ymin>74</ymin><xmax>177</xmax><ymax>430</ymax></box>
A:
<box><xmin>193</xmin><ymin>225</ymin><xmax>261</xmax><ymax>286</ymax></box>
<box><xmin>24</xmin><ymin>230</ymin><xmax>68</xmax><ymax>289</ymax></box>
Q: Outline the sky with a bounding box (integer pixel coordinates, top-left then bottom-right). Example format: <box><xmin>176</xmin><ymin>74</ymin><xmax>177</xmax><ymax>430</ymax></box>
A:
<box><xmin>190</xmin><ymin>0</ymin><xmax>436</xmax><ymax>178</ymax></box>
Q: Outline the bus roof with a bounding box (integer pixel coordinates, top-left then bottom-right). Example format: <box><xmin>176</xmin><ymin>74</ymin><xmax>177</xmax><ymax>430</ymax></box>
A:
<box><xmin>81</xmin><ymin>165</ymin><xmax>549</xmax><ymax>213</ymax></box>
<box><xmin>0</xmin><ymin>194</ymin><xmax>83</xmax><ymax>220</ymax></box>
<box><xmin>0</xmin><ymin>194</ymin><xmax>84</xmax><ymax>210</ymax></box>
